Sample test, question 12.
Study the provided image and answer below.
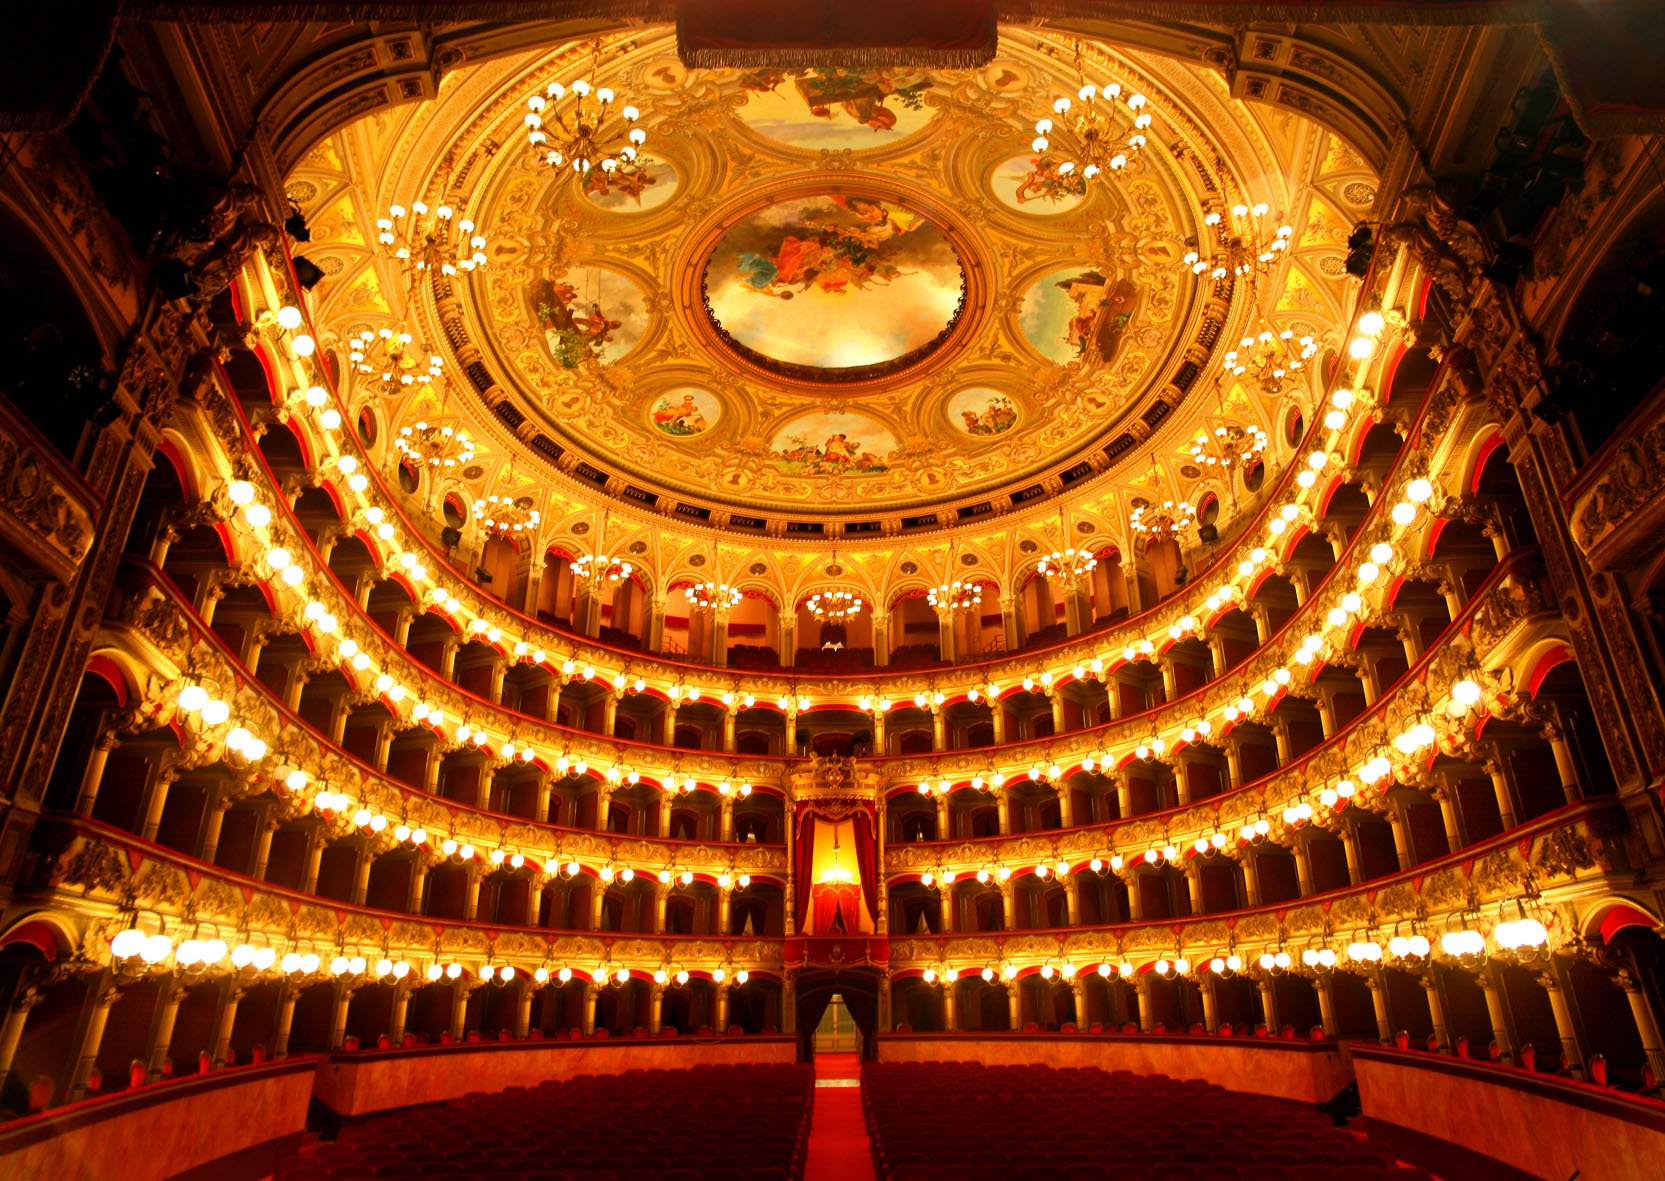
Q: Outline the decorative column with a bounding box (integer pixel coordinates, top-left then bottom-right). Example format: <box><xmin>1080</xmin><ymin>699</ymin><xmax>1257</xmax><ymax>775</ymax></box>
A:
<box><xmin>0</xmin><ymin>977</ymin><xmax>50</xmax><ymax>1088</ymax></box>
<box><xmin>1422</xmin><ymin>967</ymin><xmax>1450</xmax><ymax>1052</ymax></box>
<box><xmin>715</xmin><ymin>983</ymin><xmax>731</xmax><ymax>1032</ymax></box>
<box><xmin>931</xmin><ymin>707</ymin><xmax>946</xmax><ymax>752</ymax></box>
<box><xmin>1480</xmin><ymin>967</ymin><xmax>1515</xmax><ymax>1062</ymax></box>
<box><xmin>1340</xmin><ymin>828</ymin><xmax>1363</xmax><ymax>885</ymax></box>
<box><xmin>1314</xmin><ymin>974</ymin><xmax>1338</xmax><ymax>1037</ymax></box>
<box><xmin>351</xmin><ymin>845</ymin><xmax>375</xmax><ymax>906</ymax></box>
<box><xmin>328</xmin><ymin>981</ymin><xmax>354</xmax><ymax>1050</ymax></box>
<box><xmin>138</xmin><ymin>765</ymin><xmax>180</xmax><ymax>842</ymax></box>
<box><xmin>1062</xmin><ymin>873</ymin><xmax>1080</xmax><ymax>925</ymax></box>
<box><xmin>389</xmin><ymin>982</ymin><xmax>412</xmax><ymax>1045</ymax></box>
<box><xmin>449</xmin><ymin>982</ymin><xmax>471</xmax><ymax>1042</ymax></box>
<box><xmin>1619</xmin><ymin>969</ymin><xmax>1665</xmax><ymax>1083</ymax></box>
<box><xmin>1240</xmin><ymin>853</ymin><xmax>1262</xmax><ymax>907</ymax></box>
<box><xmin>272</xmin><ymin>982</ymin><xmax>299</xmax><ymax>1059</ymax></box>
<box><xmin>783</xmin><ymin>707</ymin><xmax>798</xmax><ymax>754</ymax></box>
<box><xmin>74</xmin><ymin>733</ymin><xmax>120</xmax><ymax>816</ymax></box>
<box><xmin>1133</xmin><ymin>975</ymin><xmax>1153</xmax><ymax>1032</ymax></box>
<box><xmin>722</xmin><ymin>709</ymin><xmax>738</xmax><ymax>753</ymax></box>
<box><xmin>1539</xmin><ymin>966</ymin><xmax>1585</xmax><ymax>1078</ymax></box>
<box><xmin>1485</xmin><ymin>757</ymin><xmax>1519</xmax><ymax>830</ymax></box>
<box><xmin>145</xmin><ymin>981</ymin><xmax>187</xmax><ymax>1079</ymax></box>
<box><xmin>941</xmin><ymin>982</ymin><xmax>957</xmax><ymax>1032</ymax></box>
<box><xmin>999</xmin><ymin>879</ymin><xmax>1016</xmax><ymax>931</ymax></box>
<box><xmin>1292</xmin><ymin>839</ymin><xmax>1314</xmax><ymax>897</ymax></box>
<box><xmin>1541</xmin><ymin>722</ymin><xmax>1583</xmax><ymax>803</ymax></box>
<box><xmin>1122</xmin><ymin>870</ymin><xmax>1143</xmax><ymax>921</ymax></box>
<box><xmin>1387</xmin><ymin>804</ymin><xmax>1414</xmax><ymax>870</ymax></box>
<box><xmin>464</xmin><ymin>869</ymin><xmax>483</xmax><ymax>922</ymax></box>
<box><xmin>1256</xmin><ymin>976</ymin><xmax>1280</xmax><ymax>1032</ymax></box>
<box><xmin>1070</xmin><ymin>976</ymin><xmax>1089</xmax><ymax>1027</ymax></box>
<box><xmin>1184</xmin><ymin>862</ymin><xmax>1205</xmax><ymax>915</ymax></box>
<box><xmin>719</xmin><ymin>798</ymin><xmax>735</xmax><ymax>843</ymax></box>
<box><xmin>1434</xmin><ymin>786</ymin><xmax>1466</xmax><ymax>853</ymax></box>
<box><xmin>995</xmin><ymin>790</ymin><xmax>1010</xmax><ymax>835</ymax></box>
<box><xmin>198</xmin><ymin>795</ymin><xmax>232</xmax><ymax>865</ymax></box>
<box><xmin>211</xmin><ymin>981</ymin><xmax>245</xmax><ymax>1066</ymax></box>
<box><xmin>939</xmin><ymin>886</ymin><xmax>954</xmax><ymax>933</ymax></box>
<box><xmin>68</xmin><ymin>978</ymin><xmax>120</xmax><ymax>1100</ymax></box>
<box><xmin>1367</xmin><ymin>971</ymin><xmax>1392</xmax><ymax>1043</ymax></box>
<box><xmin>781</xmin><ymin>973</ymin><xmax>797</xmax><ymax>1034</ymax></box>
<box><xmin>301</xmin><ymin>832</ymin><xmax>326</xmax><ymax>894</ymax></box>
<box><xmin>1050</xmin><ymin>693</ymin><xmax>1067</xmax><ymax>736</ymax></box>
<box><xmin>1200</xmin><ymin>975</ymin><xmax>1219</xmax><ymax>1032</ymax></box>
<box><xmin>515</xmin><ymin>985</ymin><xmax>534</xmax><ymax>1039</ymax></box>
<box><xmin>1006</xmin><ymin>982</ymin><xmax>1022</xmax><ymax>1031</ymax></box>
<box><xmin>999</xmin><ymin>594</ymin><xmax>1020</xmax><ymax>655</ymax></box>
<box><xmin>407</xmin><ymin>859</ymin><xmax>430</xmax><ymax>914</ymax></box>
<box><xmin>648</xmin><ymin>984</ymin><xmax>665</xmax><ymax>1035</ymax></box>
<box><xmin>934</xmin><ymin>793</ymin><xmax>950</xmax><ymax>841</ymax></box>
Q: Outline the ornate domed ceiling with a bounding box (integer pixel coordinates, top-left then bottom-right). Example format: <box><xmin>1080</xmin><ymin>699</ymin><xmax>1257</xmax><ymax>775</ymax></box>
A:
<box><xmin>287</xmin><ymin>23</ymin><xmax>1376</xmax><ymax>544</ymax></box>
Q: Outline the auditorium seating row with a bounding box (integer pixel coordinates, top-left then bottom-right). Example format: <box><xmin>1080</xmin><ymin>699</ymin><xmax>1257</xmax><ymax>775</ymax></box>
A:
<box><xmin>272</xmin><ymin>1063</ymin><xmax>814</xmax><ymax>1180</ymax></box>
<box><xmin>861</xmin><ymin>1061</ymin><xmax>1436</xmax><ymax>1181</ymax></box>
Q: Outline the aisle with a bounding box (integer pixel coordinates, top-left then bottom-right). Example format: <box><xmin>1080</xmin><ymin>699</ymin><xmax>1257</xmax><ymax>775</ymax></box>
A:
<box><xmin>803</xmin><ymin>1053</ymin><xmax>875</xmax><ymax>1181</ymax></box>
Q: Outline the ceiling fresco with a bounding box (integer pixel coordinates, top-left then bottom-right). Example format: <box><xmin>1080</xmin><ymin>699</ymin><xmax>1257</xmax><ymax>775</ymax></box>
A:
<box><xmin>286</xmin><ymin>24</ymin><xmax>1375</xmax><ymax>540</ymax></box>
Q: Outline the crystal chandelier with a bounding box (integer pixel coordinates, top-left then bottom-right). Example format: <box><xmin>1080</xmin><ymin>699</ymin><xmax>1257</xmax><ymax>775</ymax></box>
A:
<box><xmin>348</xmin><ymin>328</ymin><xmax>443</xmax><ymax>396</ymax></box>
<box><xmin>685</xmin><ymin>581</ymin><xmax>744</xmax><ymax>614</ymax></box>
<box><xmin>1130</xmin><ymin>497</ymin><xmax>1197</xmax><ymax>539</ymax></box>
<box><xmin>473</xmin><ymin>492</ymin><xmax>540</xmax><ymax>536</ymax></box>
<box><xmin>1189</xmin><ymin>422</ymin><xmax>1269</xmax><ymax>472</ymax></box>
<box><xmin>1030</xmin><ymin>44</ymin><xmax>1152</xmax><ymax>184</ymax></box>
<box><xmin>571</xmin><ymin>551</ymin><xmax>633</xmax><ymax>583</ymax></box>
<box><xmin>375</xmin><ymin>201</ymin><xmax>488</xmax><ymax>279</ymax></box>
<box><xmin>525</xmin><ymin>42</ymin><xmax>648</xmax><ymax>177</ymax></box>
<box><xmin>1037</xmin><ymin>510</ymin><xmax>1097</xmax><ymax>590</ymax></box>
<box><xmin>806</xmin><ymin>589</ymin><xmax>863</xmax><ymax>622</ymax></box>
<box><xmin>1221</xmin><ymin>328</ymin><xmax>1318</xmax><ymax>395</ymax></box>
<box><xmin>571</xmin><ymin>512</ymin><xmax>632</xmax><ymax>583</ymax></box>
<box><xmin>1036</xmin><ymin>548</ymin><xmax>1096</xmax><ymax>589</ymax></box>
<box><xmin>927</xmin><ymin>580</ymin><xmax>982</xmax><ymax>614</ymax></box>
<box><xmin>394</xmin><ymin>421</ymin><xmax>474</xmax><ymax>469</ymax></box>
<box><xmin>1184</xmin><ymin>201</ymin><xmax>1293</xmax><ymax>287</ymax></box>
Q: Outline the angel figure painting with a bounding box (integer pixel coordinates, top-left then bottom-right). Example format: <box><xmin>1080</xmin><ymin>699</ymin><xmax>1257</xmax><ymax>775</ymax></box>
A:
<box><xmin>736</xmin><ymin>68</ymin><xmax>936</xmax><ymax>150</ymax></box>
<box><xmin>768</xmin><ymin>413</ymin><xmax>897</xmax><ymax>476</ymax></box>
<box><xmin>532</xmin><ymin>267</ymin><xmax>645</xmax><ymax>369</ymax></box>
<box><xmin>704</xmin><ymin>193</ymin><xmax>964</xmax><ymax>374</ymax></box>
<box><xmin>992</xmin><ymin>154</ymin><xmax>1089</xmax><ymax>213</ymax></box>
<box><xmin>1019</xmin><ymin>268</ymin><xmax>1140</xmax><ymax>365</ymax></box>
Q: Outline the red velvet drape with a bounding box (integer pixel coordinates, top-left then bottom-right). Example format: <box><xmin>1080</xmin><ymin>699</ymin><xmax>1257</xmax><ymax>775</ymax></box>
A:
<box><xmin>794</xmin><ymin>811</ymin><xmax>817</xmax><ymax>931</ymax></box>
<box><xmin>852</xmin><ymin>811</ymin><xmax>878</xmax><ymax>925</ymax></box>
<box><xmin>677</xmin><ymin>0</ymin><xmax>997</xmax><ymax>68</ymax></box>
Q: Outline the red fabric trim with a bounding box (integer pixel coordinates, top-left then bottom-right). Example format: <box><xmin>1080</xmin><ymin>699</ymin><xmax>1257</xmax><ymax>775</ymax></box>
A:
<box><xmin>0</xmin><ymin>921</ymin><xmax>62</xmax><ymax>961</ymax></box>
<box><xmin>677</xmin><ymin>0</ymin><xmax>996</xmax><ymax>67</ymax></box>
<box><xmin>1599</xmin><ymin>903</ymin><xmax>1660</xmax><ymax>943</ymax></box>
<box><xmin>1526</xmin><ymin>645</ymin><xmax>1574</xmax><ymax>697</ymax></box>
<box><xmin>1470</xmin><ymin>433</ymin><xmax>1506</xmax><ymax>495</ymax></box>
<box><xmin>83</xmin><ymin>655</ymin><xmax>130</xmax><ymax>706</ymax></box>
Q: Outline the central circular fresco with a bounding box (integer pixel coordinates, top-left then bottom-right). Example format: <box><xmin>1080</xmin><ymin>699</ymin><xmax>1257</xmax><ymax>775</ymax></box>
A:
<box><xmin>700</xmin><ymin>191</ymin><xmax>966</xmax><ymax>382</ymax></box>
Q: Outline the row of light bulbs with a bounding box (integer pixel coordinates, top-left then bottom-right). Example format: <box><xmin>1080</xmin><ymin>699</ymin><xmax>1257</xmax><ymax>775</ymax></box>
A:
<box><xmin>911</xmin><ymin>922</ymin><xmax>1547</xmax><ymax>987</ymax></box>
<box><xmin>206</xmin><ymin>271</ymin><xmax>1466</xmax><ymax>883</ymax></box>
<box><xmin>250</xmin><ymin>290</ymin><xmax>1404</xmax><ymax>727</ymax></box>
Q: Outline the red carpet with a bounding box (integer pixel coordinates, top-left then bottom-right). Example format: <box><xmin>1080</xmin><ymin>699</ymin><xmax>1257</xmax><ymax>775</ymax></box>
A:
<box><xmin>804</xmin><ymin>1054</ymin><xmax>874</xmax><ymax>1181</ymax></box>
